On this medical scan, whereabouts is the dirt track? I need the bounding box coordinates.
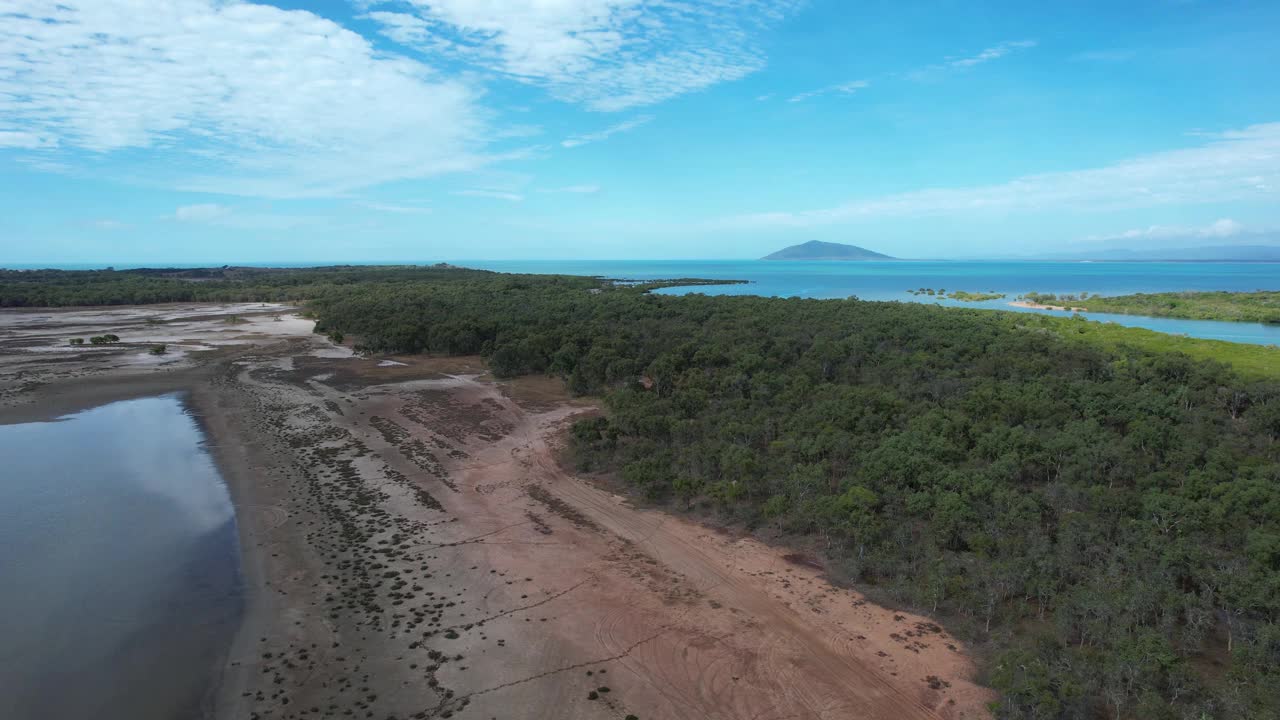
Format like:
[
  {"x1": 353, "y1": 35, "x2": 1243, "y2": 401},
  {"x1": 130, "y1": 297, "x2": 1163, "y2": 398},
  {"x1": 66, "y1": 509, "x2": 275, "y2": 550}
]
[{"x1": 0, "y1": 304, "x2": 993, "y2": 720}]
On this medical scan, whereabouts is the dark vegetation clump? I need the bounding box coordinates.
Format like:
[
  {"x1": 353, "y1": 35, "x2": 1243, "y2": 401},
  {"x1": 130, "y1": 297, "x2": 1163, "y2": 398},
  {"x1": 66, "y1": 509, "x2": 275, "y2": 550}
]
[{"x1": 8, "y1": 265, "x2": 1280, "y2": 719}]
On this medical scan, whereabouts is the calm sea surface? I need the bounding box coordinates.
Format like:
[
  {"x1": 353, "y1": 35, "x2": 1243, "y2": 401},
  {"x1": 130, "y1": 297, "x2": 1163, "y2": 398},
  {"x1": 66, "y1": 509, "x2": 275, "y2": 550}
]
[
  {"x1": 461, "y1": 260, "x2": 1280, "y2": 346},
  {"x1": 0, "y1": 395, "x2": 241, "y2": 720}
]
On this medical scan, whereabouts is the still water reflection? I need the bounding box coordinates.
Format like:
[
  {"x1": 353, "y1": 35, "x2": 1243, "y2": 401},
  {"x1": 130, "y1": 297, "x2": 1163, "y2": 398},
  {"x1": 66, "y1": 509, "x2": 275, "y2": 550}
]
[{"x1": 0, "y1": 394, "x2": 242, "y2": 720}]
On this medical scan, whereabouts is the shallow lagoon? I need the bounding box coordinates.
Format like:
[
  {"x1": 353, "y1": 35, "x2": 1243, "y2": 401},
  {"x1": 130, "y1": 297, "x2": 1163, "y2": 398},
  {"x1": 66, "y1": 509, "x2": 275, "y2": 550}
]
[{"x1": 0, "y1": 394, "x2": 241, "y2": 720}]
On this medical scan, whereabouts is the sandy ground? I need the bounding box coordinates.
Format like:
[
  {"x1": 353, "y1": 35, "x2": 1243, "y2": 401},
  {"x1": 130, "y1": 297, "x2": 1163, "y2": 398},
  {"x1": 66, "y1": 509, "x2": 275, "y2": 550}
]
[
  {"x1": 0, "y1": 304, "x2": 994, "y2": 720},
  {"x1": 0, "y1": 302, "x2": 310, "y2": 421},
  {"x1": 1008, "y1": 300, "x2": 1086, "y2": 312}
]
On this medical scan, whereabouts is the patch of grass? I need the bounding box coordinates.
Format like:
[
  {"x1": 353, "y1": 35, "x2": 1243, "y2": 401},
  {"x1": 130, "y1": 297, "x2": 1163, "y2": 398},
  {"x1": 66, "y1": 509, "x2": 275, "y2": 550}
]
[
  {"x1": 1017, "y1": 313, "x2": 1280, "y2": 380},
  {"x1": 1030, "y1": 290, "x2": 1280, "y2": 324}
]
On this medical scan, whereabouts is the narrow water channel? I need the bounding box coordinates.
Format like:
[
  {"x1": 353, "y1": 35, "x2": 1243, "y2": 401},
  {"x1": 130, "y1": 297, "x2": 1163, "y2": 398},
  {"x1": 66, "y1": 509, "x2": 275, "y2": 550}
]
[{"x1": 0, "y1": 394, "x2": 242, "y2": 720}]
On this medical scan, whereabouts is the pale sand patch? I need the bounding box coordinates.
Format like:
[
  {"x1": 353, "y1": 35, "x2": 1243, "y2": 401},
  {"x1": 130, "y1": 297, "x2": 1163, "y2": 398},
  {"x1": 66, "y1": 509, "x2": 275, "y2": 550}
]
[{"x1": 1008, "y1": 300, "x2": 1087, "y2": 312}]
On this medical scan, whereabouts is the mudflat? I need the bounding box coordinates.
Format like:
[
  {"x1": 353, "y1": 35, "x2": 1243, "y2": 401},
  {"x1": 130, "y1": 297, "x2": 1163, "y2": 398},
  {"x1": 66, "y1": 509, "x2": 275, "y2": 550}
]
[{"x1": 0, "y1": 304, "x2": 993, "y2": 720}]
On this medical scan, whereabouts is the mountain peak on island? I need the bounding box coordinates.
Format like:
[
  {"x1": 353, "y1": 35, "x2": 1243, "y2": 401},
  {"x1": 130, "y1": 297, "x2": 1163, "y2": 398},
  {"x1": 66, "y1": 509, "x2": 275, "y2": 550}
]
[{"x1": 762, "y1": 240, "x2": 896, "y2": 261}]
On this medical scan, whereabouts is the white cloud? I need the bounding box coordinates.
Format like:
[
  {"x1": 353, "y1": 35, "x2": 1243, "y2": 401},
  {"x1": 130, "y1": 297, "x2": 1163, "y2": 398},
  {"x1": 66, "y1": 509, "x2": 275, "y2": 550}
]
[
  {"x1": 562, "y1": 115, "x2": 653, "y2": 148},
  {"x1": 782, "y1": 40, "x2": 1029, "y2": 104},
  {"x1": 452, "y1": 189, "x2": 525, "y2": 202},
  {"x1": 364, "y1": 0, "x2": 799, "y2": 111},
  {"x1": 1088, "y1": 218, "x2": 1248, "y2": 243},
  {"x1": 364, "y1": 11, "x2": 433, "y2": 45},
  {"x1": 946, "y1": 40, "x2": 1037, "y2": 68},
  {"x1": 787, "y1": 79, "x2": 869, "y2": 103},
  {"x1": 89, "y1": 219, "x2": 130, "y2": 230},
  {"x1": 1193, "y1": 218, "x2": 1246, "y2": 237},
  {"x1": 0, "y1": 130, "x2": 54, "y2": 149},
  {"x1": 722, "y1": 123, "x2": 1280, "y2": 228},
  {"x1": 173, "y1": 203, "x2": 232, "y2": 222},
  {"x1": 168, "y1": 203, "x2": 323, "y2": 230},
  {"x1": 0, "y1": 0, "x2": 491, "y2": 197},
  {"x1": 907, "y1": 40, "x2": 1038, "y2": 80},
  {"x1": 13, "y1": 156, "x2": 73, "y2": 175}
]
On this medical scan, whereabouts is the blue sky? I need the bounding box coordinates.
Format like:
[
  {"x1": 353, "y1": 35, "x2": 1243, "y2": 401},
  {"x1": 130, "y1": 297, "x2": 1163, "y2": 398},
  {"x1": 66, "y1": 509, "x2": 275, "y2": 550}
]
[{"x1": 1, "y1": 0, "x2": 1278, "y2": 264}]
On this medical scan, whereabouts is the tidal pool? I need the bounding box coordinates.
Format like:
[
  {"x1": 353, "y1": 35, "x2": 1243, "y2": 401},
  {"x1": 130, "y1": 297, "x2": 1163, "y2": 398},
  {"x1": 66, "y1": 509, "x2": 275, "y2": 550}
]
[{"x1": 0, "y1": 394, "x2": 242, "y2": 720}]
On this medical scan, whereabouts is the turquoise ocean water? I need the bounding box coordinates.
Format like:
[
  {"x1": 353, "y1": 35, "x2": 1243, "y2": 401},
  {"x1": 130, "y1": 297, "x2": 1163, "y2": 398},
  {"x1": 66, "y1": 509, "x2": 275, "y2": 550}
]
[{"x1": 461, "y1": 260, "x2": 1280, "y2": 347}]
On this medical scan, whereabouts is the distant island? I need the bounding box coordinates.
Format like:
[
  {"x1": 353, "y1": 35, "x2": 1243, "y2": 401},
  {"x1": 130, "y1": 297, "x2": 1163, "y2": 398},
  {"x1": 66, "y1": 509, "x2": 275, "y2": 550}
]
[{"x1": 762, "y1": 240, "x2": 895, "y2": 261}]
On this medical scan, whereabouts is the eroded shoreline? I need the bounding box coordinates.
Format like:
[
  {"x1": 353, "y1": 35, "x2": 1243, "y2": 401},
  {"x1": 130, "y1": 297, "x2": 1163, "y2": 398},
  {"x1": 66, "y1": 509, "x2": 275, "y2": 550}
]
[{"x1": 1, "y1": 304, "x2": 993, "y2": 720}]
